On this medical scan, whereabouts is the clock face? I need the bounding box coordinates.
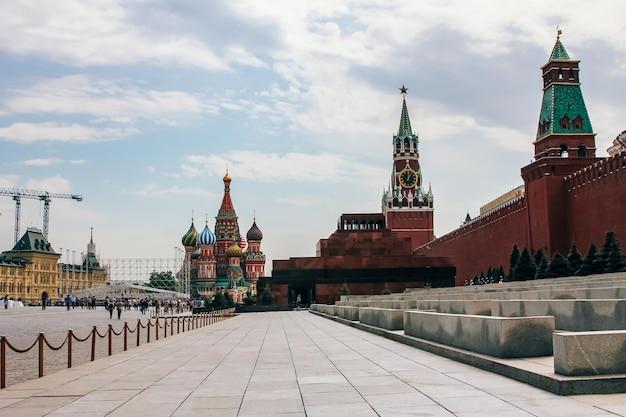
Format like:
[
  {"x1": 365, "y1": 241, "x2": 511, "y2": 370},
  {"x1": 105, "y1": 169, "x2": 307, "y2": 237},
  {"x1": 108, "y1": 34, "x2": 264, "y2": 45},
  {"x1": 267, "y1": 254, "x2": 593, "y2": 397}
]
[{"x1": 399, "y1": 169, "x2": 418, "y2": 188}]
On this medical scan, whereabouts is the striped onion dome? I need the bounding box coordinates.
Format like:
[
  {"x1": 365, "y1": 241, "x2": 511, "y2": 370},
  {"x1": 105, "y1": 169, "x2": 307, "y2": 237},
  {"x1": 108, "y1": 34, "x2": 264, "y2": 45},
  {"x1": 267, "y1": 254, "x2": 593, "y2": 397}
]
[
  {"x1": 198, "y1": 223, "x2": 216, "y2": 245},
  {"x1": 246, "y1": 219, "x2": 263, "y2": 241},
  {"x1": 181, "y1": 219, "x2": 198, "y2": 247},
  {"x1": 226, "y1": 239, "x2": 243, "y2": 257}
]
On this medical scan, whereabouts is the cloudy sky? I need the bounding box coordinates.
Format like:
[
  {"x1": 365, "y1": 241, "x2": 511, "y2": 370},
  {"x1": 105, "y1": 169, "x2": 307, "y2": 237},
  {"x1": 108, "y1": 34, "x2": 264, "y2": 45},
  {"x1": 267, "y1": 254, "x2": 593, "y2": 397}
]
[{"x1": 1, "y1": 0, "x2": 625, "y2": 273}]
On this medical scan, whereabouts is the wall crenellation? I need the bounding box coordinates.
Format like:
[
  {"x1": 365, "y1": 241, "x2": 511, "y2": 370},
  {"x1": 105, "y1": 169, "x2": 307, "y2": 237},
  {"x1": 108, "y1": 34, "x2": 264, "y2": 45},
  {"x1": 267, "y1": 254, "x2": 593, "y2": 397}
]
[{"x1": 565, "y1": 151, "x2": 626, "y2": 192}]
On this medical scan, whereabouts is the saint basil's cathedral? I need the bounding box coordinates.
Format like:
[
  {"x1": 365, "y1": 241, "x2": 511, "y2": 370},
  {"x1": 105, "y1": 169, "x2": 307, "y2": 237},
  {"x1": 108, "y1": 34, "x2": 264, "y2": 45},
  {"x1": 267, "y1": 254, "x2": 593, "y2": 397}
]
[{"x1": 181, "y1": 171, "x2": 266, "y2": 301}]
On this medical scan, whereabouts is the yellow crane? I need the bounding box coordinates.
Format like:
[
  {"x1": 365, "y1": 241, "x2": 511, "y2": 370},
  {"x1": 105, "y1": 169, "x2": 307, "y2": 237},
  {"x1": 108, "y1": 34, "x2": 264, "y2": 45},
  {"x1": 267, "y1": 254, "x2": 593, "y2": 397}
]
[{"x1": 0, "y1": 188, "x2": 83, "y2": 244}]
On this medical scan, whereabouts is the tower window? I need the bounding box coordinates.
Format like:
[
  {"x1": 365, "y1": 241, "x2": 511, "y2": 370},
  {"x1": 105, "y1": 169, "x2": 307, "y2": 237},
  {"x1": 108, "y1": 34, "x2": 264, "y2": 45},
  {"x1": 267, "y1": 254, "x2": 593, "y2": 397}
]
[
  {"x1": 560, "y1": 116, "x2": 570, "y2": 130},
  {"x1": 558, "y1": 69, "x2": 563, "y2": 80},
  {"x1": 573, "y1": 116, "x2": 584, "y2": 130},
  {"x1": 560, "y1": 144, "x2": 568, "y2": 158},
  {"x1": 569, "y1": 68, "x2": 574, "y2": 79},
  {"x1": 578, "y1": 145, "x2": 587, "y2": 157}
]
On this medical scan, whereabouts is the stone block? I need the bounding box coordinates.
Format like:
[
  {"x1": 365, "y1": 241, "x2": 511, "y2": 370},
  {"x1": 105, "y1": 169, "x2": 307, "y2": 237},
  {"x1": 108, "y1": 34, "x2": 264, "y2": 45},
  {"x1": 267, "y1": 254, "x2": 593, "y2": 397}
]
[
  {"x1": 404, "y1": 310, "x2": 554, "y2": 358},
  {"x1": 554, "y1": 331, "x2": 626, "y2": 376},
  {"x1": 359, "y1": 307, "x2": 404, "y2": 330},
  {"x1": 337, "y1": 306, "x2": 359, "y2": 321}
]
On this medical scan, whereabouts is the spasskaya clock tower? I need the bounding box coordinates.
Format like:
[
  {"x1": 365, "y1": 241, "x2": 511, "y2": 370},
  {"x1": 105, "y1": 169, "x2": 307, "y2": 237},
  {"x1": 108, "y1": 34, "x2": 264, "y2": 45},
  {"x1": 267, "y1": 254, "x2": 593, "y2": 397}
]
[{"x1": 382, "y1": 86, "x2": 435, "y2": 249}]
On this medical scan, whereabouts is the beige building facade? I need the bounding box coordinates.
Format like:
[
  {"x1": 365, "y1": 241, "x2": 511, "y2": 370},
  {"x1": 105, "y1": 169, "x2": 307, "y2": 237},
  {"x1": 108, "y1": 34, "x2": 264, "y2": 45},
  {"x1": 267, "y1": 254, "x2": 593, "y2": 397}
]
[{"x1": 0, "y1": 228, "x2": 107, "y2": 305}]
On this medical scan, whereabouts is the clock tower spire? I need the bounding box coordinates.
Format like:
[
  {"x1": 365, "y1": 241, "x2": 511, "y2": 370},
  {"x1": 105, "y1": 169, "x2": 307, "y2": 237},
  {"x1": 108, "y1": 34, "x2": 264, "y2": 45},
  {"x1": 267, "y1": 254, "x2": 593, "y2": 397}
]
[{"x1": 382, "y1": 86, "x2": 434, "y2": 249}]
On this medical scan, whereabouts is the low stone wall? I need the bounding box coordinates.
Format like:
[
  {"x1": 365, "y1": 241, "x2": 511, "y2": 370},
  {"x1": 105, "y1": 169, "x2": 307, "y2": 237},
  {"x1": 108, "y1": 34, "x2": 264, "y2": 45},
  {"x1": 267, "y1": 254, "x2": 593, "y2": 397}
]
[
  {"x1": 493, "y1": 299, "x2": 626, "y2": 331},
  {"x1": 313, "y1": 304, "x2": 338, "y2": 316},
  {"x1": 404, "y1": 310, "x2": 555, "y2": 358},
  {"x1": 337, "y1": 306, "x2": 359, "y2": 321},
  {"x1": 554, "y1": 330, "x2": 626, "y2": 376},
  {"x1": 414, "y1": 299, "x2": 492, "y2": 316},
  {"x1": 359, "y1": 307, "x2": 404, "y2": 331}
]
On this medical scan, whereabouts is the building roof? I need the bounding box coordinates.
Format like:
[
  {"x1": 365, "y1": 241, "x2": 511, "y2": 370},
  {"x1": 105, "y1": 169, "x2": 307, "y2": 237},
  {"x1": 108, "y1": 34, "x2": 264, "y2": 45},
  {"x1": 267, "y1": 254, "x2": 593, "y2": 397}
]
[
  {"x1": 10, "y1": 228, "x2": 56, "y2": 254},
  {"x1": 549, "y1": 35, "x2": 571, "y2": 60},
  {"x1": 181, "y1": 219, "x2": 198, "y2": 247},
  {"x1": 536, "y1": 36, "x2": 593, "y2": 141}
]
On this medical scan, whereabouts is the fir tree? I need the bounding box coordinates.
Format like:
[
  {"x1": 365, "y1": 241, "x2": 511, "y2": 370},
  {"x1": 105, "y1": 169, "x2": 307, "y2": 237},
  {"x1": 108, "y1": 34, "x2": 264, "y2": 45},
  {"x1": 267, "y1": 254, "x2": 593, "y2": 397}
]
[
  {"x1": 576, "y1": 243, "x2": 599, "y2": 276},
  {"x1": 546, "y1": 252, "x2": 573, "y2": 278},
  {"x1": 224, "y1": 290, "x2": 235, "y2": 308},
  {"x1": 513, "y1": 247, "x2": 536, "y2": 281},
  {"x1": 211, "y1": 290, "x2": 227, "y2": 310},
  {"x1": 535, "y1": 252, "x2": 548, "y2": 279},
  {"x1": 508, "y1": 244, "x2": 520, "y2": 281},
  {"x1": 605, "y1": 240, "x2": 625, "y2": 273},
  {"x1": 339, "y1": 281, "x2": 350, "y2": 296},
  {"x1": 567, "y1": 244, "x2": 583, "y2": 273},
  {"x1": 260, "y1": 284, "x2": 274, "y2": 305},
  {"x1": 597, "y1": 231, "x2": 617, "y2": 272},
  {"x1": 497, "y1": 266, "x2": 505, "y2": 282},
  {"x1": 533, "y1": 248, "x2": 544, "y2": 268}
]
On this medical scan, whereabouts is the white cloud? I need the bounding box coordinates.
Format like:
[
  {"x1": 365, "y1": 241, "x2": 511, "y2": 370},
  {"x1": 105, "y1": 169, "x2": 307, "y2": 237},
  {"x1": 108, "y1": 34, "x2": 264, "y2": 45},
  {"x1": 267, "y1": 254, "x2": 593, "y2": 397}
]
[
  {"x1": 21, "y1": 158, "x2": 62, "y2": 166},
  {"x1": 183, "y1": 151, "x2": 388, "y2": 185},
  {"x1": 0, "y1": 1, "x2": 235, "y2": 70},
  {"x1": 0, "y1": 122, "x2": 139, "y2": 143},
  {"x1": 24, "y1": 175, "x2": 72, "y2": 193},
  {"x1": 2, "y1": 75, "x2": 206, "y2": 121},
  {"x1": 124, "y1": 184, "x2": 212, "y2": 198}
]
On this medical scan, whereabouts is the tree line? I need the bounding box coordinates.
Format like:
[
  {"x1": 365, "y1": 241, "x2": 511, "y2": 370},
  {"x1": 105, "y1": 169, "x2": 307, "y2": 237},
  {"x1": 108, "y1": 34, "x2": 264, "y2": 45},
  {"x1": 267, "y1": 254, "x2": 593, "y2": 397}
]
[{"x1": 469, "y1": 231, "x2": 624, "y2": 285}]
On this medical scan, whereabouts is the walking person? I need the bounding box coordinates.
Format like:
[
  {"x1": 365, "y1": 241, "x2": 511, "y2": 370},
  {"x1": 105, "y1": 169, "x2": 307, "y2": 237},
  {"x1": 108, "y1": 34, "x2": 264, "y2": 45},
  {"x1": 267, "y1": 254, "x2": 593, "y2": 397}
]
[
  {"x1": 65, "y1": 294, "x2": 71, "y2": 311},
  {"x1": 296, "y1": 293, "x2": 302, "y2": 311},
  {"x1": 3, "y1": 294, "x2": 8, "y2": 309},
  {"x1": 116, "y1": 299, "x2": 123, "y2": 320},
  {"x1": 41, "y1": 293, "x2": 46, "y2": 310},
  {"x1": 107, "y1": 300, "x2": 114, "y2": 319}
]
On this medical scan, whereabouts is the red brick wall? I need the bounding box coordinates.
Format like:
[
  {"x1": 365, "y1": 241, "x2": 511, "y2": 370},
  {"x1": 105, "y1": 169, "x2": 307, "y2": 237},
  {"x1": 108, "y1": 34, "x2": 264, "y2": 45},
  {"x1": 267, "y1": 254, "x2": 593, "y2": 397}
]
[{"x1": 415, "y1": 153, "x2": 626, "y2": 286}]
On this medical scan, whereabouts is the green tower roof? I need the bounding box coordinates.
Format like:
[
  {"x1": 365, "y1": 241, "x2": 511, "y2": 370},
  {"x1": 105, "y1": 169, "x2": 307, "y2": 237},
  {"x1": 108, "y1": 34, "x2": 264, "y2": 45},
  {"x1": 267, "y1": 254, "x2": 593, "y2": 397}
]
[
  {"x1": 398, "y1": 96, "x2": 413, "y2": 137},
  {"x1": 550, "y1": 35, "x2": 570, "y2": 60},
  {"x1": 536, "y1": 35, "x2": 593, "y2": 141}
]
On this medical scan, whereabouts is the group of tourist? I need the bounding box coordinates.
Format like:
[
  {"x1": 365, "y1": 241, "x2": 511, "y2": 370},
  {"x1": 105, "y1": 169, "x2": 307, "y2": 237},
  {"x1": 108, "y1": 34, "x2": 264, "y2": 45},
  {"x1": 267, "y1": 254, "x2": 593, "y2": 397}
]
[{"x1": 63, "y1": 295, "x2": 98, "y2": 310}]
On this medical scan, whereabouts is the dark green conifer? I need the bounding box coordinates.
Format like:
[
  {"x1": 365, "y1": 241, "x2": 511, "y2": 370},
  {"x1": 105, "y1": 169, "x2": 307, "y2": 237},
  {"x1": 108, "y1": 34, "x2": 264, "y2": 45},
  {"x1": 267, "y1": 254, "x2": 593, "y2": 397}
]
[
  {"x1": 567, "y1": 244, "x2": 583, "y2": 273},
  {"x1": 260, "y1": 284, "x2": 274, "y2": 305},
  {"x1": 605, "y1": 241, "x2": 625, "y2": 273},
  {"x1": 508, "y1": 244, "x2": 520, "y2": 281},
  {"x1": 535, "y1": 252, "x2": 548, "y2": 279},
  {"x1": 497, "y1": 266, "x2": 505, "y2": 282},
  {"x1": 546, "y1": 252, "x2": 573, "y2": 278},
  {"x1": 513, "y1": 247, "x2": 536, "y2": 281},
  {"x1": 597, "y1": 231, "x2": 617, "y2": 272},
  {"x1": 534, "y1": 248, "x2": 544, "y2": 268},
  {"x1": 576, "y1": 243, "x2": 598, "y2": 276}
]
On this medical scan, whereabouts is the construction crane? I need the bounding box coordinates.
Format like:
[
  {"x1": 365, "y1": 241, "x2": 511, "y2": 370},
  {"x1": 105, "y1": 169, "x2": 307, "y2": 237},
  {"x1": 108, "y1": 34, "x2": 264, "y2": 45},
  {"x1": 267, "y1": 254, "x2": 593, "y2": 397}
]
[{"x1": 0, "y1": 188, "x2": 83, "y2": 244}]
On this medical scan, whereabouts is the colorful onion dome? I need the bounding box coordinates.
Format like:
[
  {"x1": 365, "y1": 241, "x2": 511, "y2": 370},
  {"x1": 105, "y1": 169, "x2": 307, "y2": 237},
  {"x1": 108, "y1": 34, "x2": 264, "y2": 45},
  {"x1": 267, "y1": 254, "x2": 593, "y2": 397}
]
[
  {"x1": 226, "y1": 239, "x2": 243, "y2": 257},
  {"x1": 181, "y1": 219, "x2": 198, "y2": 247},
  {"x1": 191, "y1": 246, "x2": 200, "y2": 260},
  {"x1": 246, "y1": 219, "x2": 263, "y2": 241},
  {"x1": 198, "y1": 223, "x2": 216, "y2": 245}
]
